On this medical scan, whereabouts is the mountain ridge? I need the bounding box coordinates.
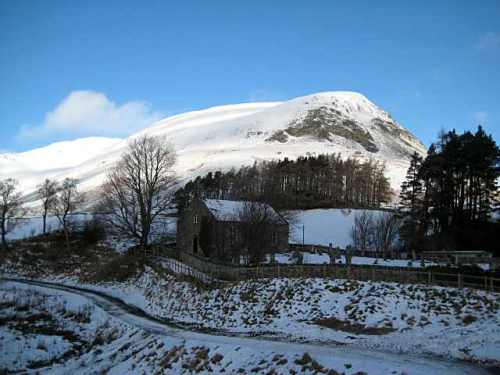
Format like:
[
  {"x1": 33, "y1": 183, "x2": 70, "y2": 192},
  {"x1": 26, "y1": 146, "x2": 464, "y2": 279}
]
[{"x1": 0, "y1": 91, "x2": 427, "y2": 204}]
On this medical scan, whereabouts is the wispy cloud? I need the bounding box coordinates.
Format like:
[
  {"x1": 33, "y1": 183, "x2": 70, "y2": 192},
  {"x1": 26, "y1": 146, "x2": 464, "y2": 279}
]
[
  {"x1": 477, "y1": 32, "x2": 500, "y2": 51},
  {"x1": 18, "y1": 91, "x2": 163, "y2": 141}
]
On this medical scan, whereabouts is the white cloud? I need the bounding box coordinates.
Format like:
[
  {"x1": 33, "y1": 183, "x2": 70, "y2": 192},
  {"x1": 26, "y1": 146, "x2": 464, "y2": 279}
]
[
  {"x1": 19, "y1": 91, "x2": 163, "y2": 140},
  {"x1": 477, "y1": 32, "x2": 500, "y2": 50},
  {"x1": 472, "y1": 111, "x2": 488, "y2": 125}
]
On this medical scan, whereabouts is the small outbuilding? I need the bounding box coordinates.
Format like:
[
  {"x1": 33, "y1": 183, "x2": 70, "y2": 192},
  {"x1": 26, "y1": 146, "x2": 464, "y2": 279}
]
[{"x1": 176, "y1": 198, "x2": 289, "y2": 264}]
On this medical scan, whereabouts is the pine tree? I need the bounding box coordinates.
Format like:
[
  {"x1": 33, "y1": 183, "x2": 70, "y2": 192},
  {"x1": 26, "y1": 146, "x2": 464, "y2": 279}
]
[
  {"x1": 410, "y1": 127, "x2": 499, "y2": 251},
  {"x1": 398, "y1": 152, "x2": 424, "y2": 252}
]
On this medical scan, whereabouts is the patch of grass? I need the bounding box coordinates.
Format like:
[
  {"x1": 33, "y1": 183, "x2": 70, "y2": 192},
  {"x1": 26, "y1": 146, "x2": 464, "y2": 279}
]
[
  {"x1": 294, "y1": 352, "x2": 312, "y2": 366},
  {"x1": 118, "y1": 343, "x2": 132, "y2": 352},
  {"x1": 211, "y1": 353, "x2": 223, "y2": 365},
  {"x1": 325, "y1": 285, "x2": 343, "y2": 293},
  {"x1": 160, "y1": 345, "x2": 185, "y2": 369},
  {"x1": 65, "y1": 305, "x2": 92, "y2": 324},
  {"x1": 36, "y1": 341, "x2": 47, "y2": 351},
  {"x1": 462, "y1": 314, "x2": 477, "y2": 326},
  {"x1": 78, "y1": 218, "x2": 106, "y2": 246},
  {"x1": 94, "y1": 253, "x2": 145, "y2": 282},
  {"x1": 314, "y1": 317, "x2": 396, "y2": 335},
  {"x1": 265, "y1": 130, "x2": 288, "y2": 143}
]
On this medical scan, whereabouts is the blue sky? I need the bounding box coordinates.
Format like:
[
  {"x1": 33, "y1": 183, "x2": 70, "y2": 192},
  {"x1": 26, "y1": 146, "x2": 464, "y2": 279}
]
[{"x1": 1, "y1": 0, "x2": 499, "y2": 152}]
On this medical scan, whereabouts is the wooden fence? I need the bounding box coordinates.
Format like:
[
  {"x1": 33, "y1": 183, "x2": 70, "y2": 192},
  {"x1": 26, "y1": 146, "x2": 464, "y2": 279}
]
[
  {"x1": 154, "y1": 256, "x2": 217, "y2": 283},
  {"x1": 156, "y1": 248, "x2": 500, "y2": 292}
]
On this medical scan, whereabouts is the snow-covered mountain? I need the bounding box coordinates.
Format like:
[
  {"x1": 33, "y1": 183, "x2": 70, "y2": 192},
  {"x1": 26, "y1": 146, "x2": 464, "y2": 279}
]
[
  {"x1": 0, "y1": 92, "x2": 426, "y2": 204},
  {"x1": 0, "y1": 137, "x2": 122, "y2": 191}
]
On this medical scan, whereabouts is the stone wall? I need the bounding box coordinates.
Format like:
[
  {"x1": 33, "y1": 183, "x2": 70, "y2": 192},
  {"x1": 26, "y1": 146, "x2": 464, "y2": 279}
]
[
  {"x1": 176, "y1": 199, "x2": 211, "y2": 257},
  {"x1": 177, "y1": 198, "x2": 290, "y2": 264}
]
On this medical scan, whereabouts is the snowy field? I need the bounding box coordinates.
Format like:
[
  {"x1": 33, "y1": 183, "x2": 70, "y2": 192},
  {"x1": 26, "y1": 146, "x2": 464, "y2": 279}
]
[
  {"x1": 3, "y1": 263, "x2": 499, "y2": 371},
  {"x1": 0, "y1": 281, "x2": 133, "y2": 373},
  {"x1": 270, "y1": 251, "x2": 437, "y2": 268},
  {"x1": 5, "y1": 214, "x2": 91, "y2": 241},
  {"x1": 290, "y1": 208, "x2": 385, "y2": 247},
  {"x1": 2, "y1": 279, "x2": 489, "y2": 374},
  {"x1": 6, "y1": 214, "x2": 177, "y2": 249}
]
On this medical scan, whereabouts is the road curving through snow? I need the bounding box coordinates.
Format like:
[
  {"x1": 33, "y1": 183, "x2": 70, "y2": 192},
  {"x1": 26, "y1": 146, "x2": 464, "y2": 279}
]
[{"x1": 2, "y1": 277, "x2": 496, "y2": 375}]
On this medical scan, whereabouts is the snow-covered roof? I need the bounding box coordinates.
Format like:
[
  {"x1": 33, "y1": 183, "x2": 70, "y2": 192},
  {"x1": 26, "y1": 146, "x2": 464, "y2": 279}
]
[{"x1": 203, "y1": 199, "x2": 286, "y2": 223}]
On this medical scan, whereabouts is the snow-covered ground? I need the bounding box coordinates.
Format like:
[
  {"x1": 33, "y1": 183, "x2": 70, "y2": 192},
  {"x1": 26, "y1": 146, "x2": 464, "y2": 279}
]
[
  {"x1": 5, "y1": 213, "x2": 91, "y2": 241},
  {"x1": 3, "y1": 262, "x2": 499, "y2": 370},
  {"x1": 270, "y1": 251, "x2": 437, "y2": 268},
  {"x1": 0, "y1": 278, "x2": 493, "y2": 375},
  {"x1": 1, "y1": 92, "x2": 426, "y2": 201},
  {"x1": 290, "y1": 208, "x2": 386, "y2": 247},
  {"x1": 6, "y1": 214, "x2": 177, "y2": 252},
  {"x1": 0, "y1": 281, "x2": 133, "y2": 372}
]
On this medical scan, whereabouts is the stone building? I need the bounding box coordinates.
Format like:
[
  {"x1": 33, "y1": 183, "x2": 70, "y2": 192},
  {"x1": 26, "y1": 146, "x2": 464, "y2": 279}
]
[{"x1": 176, "y1": 198, "x2": 289, "y2": 264}]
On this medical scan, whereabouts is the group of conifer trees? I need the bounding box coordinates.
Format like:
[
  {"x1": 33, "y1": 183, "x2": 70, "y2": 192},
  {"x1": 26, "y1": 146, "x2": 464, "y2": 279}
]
[
  {"x1": 175, "y1": 154, "x2": 391, "y2": 211},
  {"x1": 399, "y1": 126, "x2": 499, "y2": 254}
]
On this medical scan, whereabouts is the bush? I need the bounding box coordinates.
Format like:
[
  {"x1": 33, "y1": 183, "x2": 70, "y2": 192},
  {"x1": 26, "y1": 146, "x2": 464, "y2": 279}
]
[
  {"x1": 30, "y1": 242, "x2": 46, "y2": 254},
  {"x1": 79, "y1": 218, "x2": 105, "y2": 246},
  {"x1": 94, "y1": 254, "x2": 144, "y2": 282},
  {"x1": 462, "y1": 314, "x2": 477, "y2": 325}
]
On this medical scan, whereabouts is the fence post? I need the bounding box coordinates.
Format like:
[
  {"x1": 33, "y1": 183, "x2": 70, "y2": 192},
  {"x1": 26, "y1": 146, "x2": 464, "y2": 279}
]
[{"x1": 457, "y1": 273, "x2": 462, "y2": 289}]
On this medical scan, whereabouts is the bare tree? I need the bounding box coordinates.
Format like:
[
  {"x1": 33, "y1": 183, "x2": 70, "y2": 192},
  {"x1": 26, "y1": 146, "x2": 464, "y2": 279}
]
[
  {"x1": 0, "y1": 179, "x2": 25, "y2": 250},
  {"x1": 372, "y1": 212, "x2": 400, "y2": 257},
  {"x1": 52, "y1": 178, "x2": 83, "y2": 249},
  {"x1": 350, "y1": 210, "x2": 374, "y2": 254},
  {"x1": 37, "y1": 178, "x2": 59, "y2": 235},
  {"x1": 100, "y1": 135, "x2": 177, "y2": 252},
  {"x1": 238, "y1": 202, "x2": 283, "y2": 264}
]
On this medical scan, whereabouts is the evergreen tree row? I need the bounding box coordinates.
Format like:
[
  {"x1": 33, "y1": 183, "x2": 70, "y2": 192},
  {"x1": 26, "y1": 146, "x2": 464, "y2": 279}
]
[
  {"x1": 176, "y1": 154, "x2": 391, "y2": 211},
  {"x1": 399, "y1": 126, "x2": 499, "y2": 254}
]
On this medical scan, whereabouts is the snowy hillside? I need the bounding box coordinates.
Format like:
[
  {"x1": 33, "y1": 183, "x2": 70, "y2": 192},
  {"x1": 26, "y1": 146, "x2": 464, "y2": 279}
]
[
  {"x1": 290, "y1": 208, "x2": 386, "y2": 247},
  {"x1": 0, "y1": 137, "x2": 122, "y2": 192},
  {"x1": 1, "y1": 92, "x2": 427, "y2": 203},
  {"x1": 3, "y1": 278, "x2": 493, "y2": 374}
]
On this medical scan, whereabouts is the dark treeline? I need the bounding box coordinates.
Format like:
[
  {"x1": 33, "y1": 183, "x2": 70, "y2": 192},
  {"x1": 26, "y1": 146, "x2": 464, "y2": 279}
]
[
  {"x1": 399, "y1": 126, "x2": 499, "y2": 255},
  {"x1": 176, "y1": 154, "x2": 391, "y2": 211}
]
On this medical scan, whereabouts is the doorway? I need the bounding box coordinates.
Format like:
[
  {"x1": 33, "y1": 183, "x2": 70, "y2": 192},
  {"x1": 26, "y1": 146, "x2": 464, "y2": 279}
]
[{"x1": 192, "y1": 236, "x2": 198, "y2": 254}]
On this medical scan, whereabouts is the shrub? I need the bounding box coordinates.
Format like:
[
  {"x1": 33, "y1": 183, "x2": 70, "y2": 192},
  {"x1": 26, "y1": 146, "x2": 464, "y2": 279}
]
[
  {"x1": 295, "y1": 353, "x2": 312, "y2": 366},
  {"x1": 94, "y1": 254, "x2": 144, "y2": 282},
  {"x1": 79, "y1": 218, "x2": 106, "y2": 246},
  {"x1": 462, "y1": 314, "x2": 477, "y2": 325},
  {"x1": 211, "y1": 353, "x2": 223, "y2": 365}
]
